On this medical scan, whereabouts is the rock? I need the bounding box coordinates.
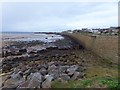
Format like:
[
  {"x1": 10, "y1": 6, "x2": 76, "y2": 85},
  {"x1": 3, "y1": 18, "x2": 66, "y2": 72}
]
[
  {"x1": 48, "y1": 64, "x2": 57, "y2": 71},
  {"x1": 42, "y1": 74, "x2": 53, "y2": 88},
  {"x1": 23, "y1": 69, "x2": 31, "y2": 80},
  {"x1": 27, "y1": 72, "x2": 42, "y2": 88},
  {"x1": 17, "y1": 79, "x2": 30, "y2": 88},
  {"x1": 77, "y1": 73, "x2": 86, "y2": 79},
  {"x1": 13, "y1": 67, "x2": 21, "y2": 74},
  {"x1": 48, "y1": 61, "x2": 54, "y2": 66},
  {"x1": 37, "y1": 49, "x2": 47, "y2": 53},
  {"x1": 59, "y1": 66, "x2": 69, "y2": 73},
  {"x1": 3, "y1": 75, "x2": 25, "y2": 88},
  {"x1": 19, "y1": 48, "x2": 27, "y2": 54},
  {"x1": 46, "y1": 46, "x2": 58, "y2": 50},
  {"x1": 19, "y1": 63, "x2": 27, "y2": 72},
  {"x1": 11, "y1": 71, "x2": 23, "y2": 80},
  {"x1": 39, "y1": 68, "x2": 47, "y2": 76},
  {"x1": 76, "y1": 66, "x2": 86, "y2": 72},
  {"x1": 71, "y1": 72, "x2": 80, "y2": 80},
  {"x1": 2, "y1": 64, "x2": 12, "y2": 73},
  {"x1": 67, "y1": 65, "x2": 78, "y2": 75},
  {"x1": 48, "y1": 70, "x2": 59, "y2": 79},
  {"x1": 39, "y1": 64, "x2": 48, "y2": 70},
  {"x1": 3, "y1": 79, "x2": 25, "y2": 88},
  {"x1": 59, "y1": 74, "x2": 70, "y2": 81}
]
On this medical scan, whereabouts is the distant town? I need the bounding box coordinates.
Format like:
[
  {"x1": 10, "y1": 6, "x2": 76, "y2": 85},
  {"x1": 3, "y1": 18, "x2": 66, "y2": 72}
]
[
  {"x1": 34, "y1": 27, "x2": 120, "y2": 36},
  {"x1": 62, "y1": 26, "x2": 120, "y2": 35}
]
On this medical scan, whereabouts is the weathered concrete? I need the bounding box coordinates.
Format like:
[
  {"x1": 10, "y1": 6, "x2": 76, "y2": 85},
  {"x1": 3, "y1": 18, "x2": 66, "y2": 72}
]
[{"x1": 62, "y1": 33, "x2": 118, "y2": 63}]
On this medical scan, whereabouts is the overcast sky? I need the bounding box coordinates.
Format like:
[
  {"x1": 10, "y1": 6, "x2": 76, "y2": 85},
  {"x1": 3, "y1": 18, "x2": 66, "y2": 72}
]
[{"x1": 2, "y1": 2, "x2": 118, "y2": 32}]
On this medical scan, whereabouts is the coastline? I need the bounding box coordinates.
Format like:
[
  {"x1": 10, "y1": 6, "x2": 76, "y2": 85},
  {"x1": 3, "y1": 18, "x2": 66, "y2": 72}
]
[{"x1": 1, "y1": 32, "x2": 118, "y2": 89}]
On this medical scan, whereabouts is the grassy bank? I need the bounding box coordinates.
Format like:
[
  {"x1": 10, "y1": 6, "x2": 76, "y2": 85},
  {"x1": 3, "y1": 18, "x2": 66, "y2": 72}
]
[
  {"x1": 51, "y1": 49, "x2": 118, "y2": 88},
  {"x1": 51, "y1": 77, "x2": 119, "y2": 88}
]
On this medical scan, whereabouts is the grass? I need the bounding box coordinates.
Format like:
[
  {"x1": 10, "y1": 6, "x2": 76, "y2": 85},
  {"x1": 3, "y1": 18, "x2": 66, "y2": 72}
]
[
  {"x1": 51, "y1": 63, "x2": 119, "y2": 88},
  {"x1": 51, "y1": 77, "x2": 119, "y2": 88}
]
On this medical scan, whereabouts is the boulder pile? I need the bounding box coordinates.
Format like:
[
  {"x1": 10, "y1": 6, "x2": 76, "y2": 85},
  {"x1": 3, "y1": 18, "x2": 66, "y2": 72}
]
[{"x1": 2, "y1": 61, "x2": 86, "y2": 89}]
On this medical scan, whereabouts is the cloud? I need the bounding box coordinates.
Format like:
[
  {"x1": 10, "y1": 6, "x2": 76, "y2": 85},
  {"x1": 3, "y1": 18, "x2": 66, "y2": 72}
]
[{"x1": 2, "y1": 2, "x2": 118, "y2": 32}]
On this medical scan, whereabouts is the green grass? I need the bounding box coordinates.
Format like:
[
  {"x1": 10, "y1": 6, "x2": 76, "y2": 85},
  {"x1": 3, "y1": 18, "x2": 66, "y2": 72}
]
[{"x1": 51, "y1": 77, "x2": 119, "y2": 88}]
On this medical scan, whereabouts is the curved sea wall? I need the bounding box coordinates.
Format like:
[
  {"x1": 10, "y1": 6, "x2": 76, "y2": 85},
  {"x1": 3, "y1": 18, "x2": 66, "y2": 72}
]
[{"x1": 62, "y1": 33, "x2": 118, "y2": 63}]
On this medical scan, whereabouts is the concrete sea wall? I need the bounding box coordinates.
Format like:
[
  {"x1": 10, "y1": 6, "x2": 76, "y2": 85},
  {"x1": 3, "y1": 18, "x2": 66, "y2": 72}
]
[{"x1": 62, "y1": 33, "x2": 118, "y2": 63}]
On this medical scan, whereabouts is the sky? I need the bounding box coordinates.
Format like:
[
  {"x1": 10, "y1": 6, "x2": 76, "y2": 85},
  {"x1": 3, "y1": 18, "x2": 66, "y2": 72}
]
[{"x1": 1, "y1": 1, "x2": 118, "y2": 32}]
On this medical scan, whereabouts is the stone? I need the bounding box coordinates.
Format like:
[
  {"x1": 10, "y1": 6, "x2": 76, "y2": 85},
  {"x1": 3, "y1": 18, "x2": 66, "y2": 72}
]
[
  {"x1": 27, "y1": 72, "x2": 42, "y2": 88},
  {"x1": 48, "y1": 70, "x2": 59, "y2": 79},
  {"x1": 19, "y1": 48, "x2": 27, "y2": 53},
  {"x1": 3, "y1": 76, "x2": 25, "y2": 88},
  {"x1": 67, "y1": 65, "x2": 78, "y2": 74},
  {"x1": 13, "y1": 67, "x2": 21, "y2": 74},
  {"x1": 59, "y1": 66, "x2": 69, "y2": 73},
  {"x1": 39, "y1": 68, "x2": 47, "y2": 76},
  {"x1": 71, "y1": 72, "x2": 80, "y2": 80},
  {"x1": 42, "y1": 74, "x2": 53, "y2": 88},
  {"x1": 48, "y1": 61, "x2": 54, "y2": 66},
  {"x1": 60, "y1": 74, "x2": 70, "y2": 81},
  {"x1": 48, "y1": 64, "x2": 57, "y2": 71},
  {"x1": 77, "y1": 73, "x2": 86, "y2": 79},
  {"x1": 11, "y1": 71, "x2": 23, "y2": 80},
  {"x1": 23, "y1": 69, "x2": 31, "y2": 80},
  {"x1": 17, "y1": 79, "x2": 30, "y2": 88}
]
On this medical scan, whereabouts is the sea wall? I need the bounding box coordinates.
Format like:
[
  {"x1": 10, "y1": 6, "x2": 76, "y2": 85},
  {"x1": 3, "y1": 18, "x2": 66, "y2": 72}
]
[{"x1": 62, "y1": 33, "x2": 118, "y2": 62}]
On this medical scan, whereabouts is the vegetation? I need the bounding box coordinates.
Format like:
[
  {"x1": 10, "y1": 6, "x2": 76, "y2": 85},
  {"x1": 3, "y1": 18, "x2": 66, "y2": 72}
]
[{"x1": 51, "y1": 77, "x2": 119, "y2": 89}]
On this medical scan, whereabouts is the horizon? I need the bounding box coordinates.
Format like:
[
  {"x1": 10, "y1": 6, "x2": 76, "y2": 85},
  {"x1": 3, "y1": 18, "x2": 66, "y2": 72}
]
[{"x1": 1, "y1": 26, "x2": 118, "y2": 33}]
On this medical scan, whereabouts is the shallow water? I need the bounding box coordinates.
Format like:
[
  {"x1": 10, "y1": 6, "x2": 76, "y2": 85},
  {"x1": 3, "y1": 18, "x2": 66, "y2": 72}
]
[{"x1": 2, "y1": 32, "x2": 64, "y2": 42}]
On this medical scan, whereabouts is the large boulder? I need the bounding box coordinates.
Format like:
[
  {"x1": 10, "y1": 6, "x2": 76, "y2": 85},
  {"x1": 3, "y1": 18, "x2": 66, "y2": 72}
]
[
  {"x1": 59, "y1": 66, "x2": 69, "y2": 73},
  {"x1": 18, "y1": 48, "x2": 27, "y2": 55},
  {"x1": 3, "y1": 78, "x2": 25, "y2": 88},
  {"x1": 11, "y1": 71, "x2": 23, "y2": 80},
  {"x1": 27, "y1": 72, "x2": 42, "y2": 88},
  {"x1": 39, "y1": 68, "x2": 47, "y2": 76},
  {"x1": 59, "y1": 74, "x2": 70, "y2": 81},
  {"x1": 48, "y1": 64, "x2": 57, "y2": 71},
  {"x1": 71, "y1": 72, "x2": 80, "y2": 80},
  {"x1": 48, "y1": 70, "x2": 59, "y2": 79},
  {"x1": 67, "y1": 65, "x2": 78, "y2": 75},
  {"x1": 41, "y1": 74, "x2": 53, "y2": 88},
  {"x1": 3, "y1": 71, "x2": 24, "y2": 88}
]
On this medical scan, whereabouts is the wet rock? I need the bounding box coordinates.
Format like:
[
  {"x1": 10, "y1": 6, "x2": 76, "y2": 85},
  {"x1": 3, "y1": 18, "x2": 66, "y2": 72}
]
[
  {"x1": 37, "y1": 49, "x2": 47, "y2": 53},
  {"x1": 42, "y1": 74, "x2": 53, "y2": 88},
  {"x1": 19, "y1": 48, "x2": 27, "y2": 54},
  {"x1": 3, "y1": 50, "x2": 13, "y2": 57}
]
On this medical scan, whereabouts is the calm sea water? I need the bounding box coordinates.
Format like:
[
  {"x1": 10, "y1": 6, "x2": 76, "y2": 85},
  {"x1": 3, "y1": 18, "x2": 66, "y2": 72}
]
[{"x1": 2, "y1": 32, "x2": 64, "y2": 42}]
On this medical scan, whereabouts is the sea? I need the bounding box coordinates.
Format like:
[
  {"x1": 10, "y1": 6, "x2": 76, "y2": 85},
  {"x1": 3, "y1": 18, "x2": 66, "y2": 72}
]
[{"x1": 1, "y1": 32, "x2": 64, "y2": 42}]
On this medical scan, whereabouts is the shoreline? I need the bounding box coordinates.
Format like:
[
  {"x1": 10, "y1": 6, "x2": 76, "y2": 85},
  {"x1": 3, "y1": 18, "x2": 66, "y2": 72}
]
[{"x1": 1, "y1": 33, "x2": 118, "y2": 89}]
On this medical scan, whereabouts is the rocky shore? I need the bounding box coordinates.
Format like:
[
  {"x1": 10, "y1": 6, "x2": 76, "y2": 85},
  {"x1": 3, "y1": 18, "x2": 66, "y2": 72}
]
[{"x1": 1, "y1": 35, "x2": 87, "y2": 89}]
